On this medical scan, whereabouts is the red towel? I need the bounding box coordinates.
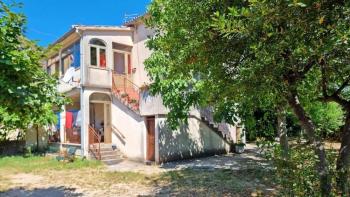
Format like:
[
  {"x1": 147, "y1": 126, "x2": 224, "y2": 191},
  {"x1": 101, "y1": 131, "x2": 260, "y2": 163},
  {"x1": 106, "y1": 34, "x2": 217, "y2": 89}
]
[{"x1": 66, "y1": 112, "x2": 73, "y2": 129}]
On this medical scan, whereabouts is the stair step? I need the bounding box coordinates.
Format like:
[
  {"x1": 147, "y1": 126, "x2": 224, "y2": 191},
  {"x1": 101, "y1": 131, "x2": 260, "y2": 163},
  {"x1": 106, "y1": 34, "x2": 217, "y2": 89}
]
[
  {"x1": 102, "y1": 159, "x2": 123, "y2": 165},
  {"x1": 101, "y1": 155, "x2": 118, "y2": 160}
]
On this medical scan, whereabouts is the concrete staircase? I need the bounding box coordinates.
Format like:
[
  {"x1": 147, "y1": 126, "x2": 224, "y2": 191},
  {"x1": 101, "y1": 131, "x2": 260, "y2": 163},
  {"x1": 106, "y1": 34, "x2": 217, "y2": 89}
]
[
  {"x1": 200, "y1": 108, "x2": 234, "y2": 146},
  {"x1": 90, "y1": 143, "x2": 126, "y2": 165}
]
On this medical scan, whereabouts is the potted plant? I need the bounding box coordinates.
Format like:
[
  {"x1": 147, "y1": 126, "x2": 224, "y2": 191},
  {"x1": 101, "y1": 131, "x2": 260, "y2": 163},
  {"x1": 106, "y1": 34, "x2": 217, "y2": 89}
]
[
  {"x1": 121, "y1": 93, "x2": 128, "y2": 98},
  {"x1": 234, "y1": 142, "x2": 246, "y2": 154}
]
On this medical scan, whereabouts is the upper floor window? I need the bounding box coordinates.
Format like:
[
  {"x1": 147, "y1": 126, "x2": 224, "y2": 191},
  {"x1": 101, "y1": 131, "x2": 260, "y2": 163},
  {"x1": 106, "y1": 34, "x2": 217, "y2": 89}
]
[{"x1": 89, "y1": 39, "x2": 106, "y2": 68}]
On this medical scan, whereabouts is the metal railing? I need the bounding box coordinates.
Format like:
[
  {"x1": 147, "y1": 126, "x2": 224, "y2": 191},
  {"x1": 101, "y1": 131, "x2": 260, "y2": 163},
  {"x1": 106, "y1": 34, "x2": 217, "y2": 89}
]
[
  {"x1": 112, "y1": 74, "x2": 140, "y2": 110},
  {"x1": 88, "y1": 125, "x2": 101, "y2": 160}
]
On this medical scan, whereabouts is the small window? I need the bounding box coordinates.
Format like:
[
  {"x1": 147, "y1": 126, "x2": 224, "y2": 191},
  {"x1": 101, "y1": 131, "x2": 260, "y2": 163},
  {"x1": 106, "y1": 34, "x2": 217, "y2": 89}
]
[
  {"x1": 100, "y1": 48, "x2": 106, "y2": 68},
  {"x1": 90, "y1": 47, "x2": 97, "y2": 66},
  {"x1": 89, "y1": 39, "x2": 107, "y2": 68}
]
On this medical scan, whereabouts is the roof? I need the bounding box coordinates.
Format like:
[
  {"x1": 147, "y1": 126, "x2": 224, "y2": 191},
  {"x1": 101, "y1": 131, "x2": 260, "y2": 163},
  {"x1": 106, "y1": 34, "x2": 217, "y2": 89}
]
[
  {"x1": 51, "y1": 25, "x2": 133, "y2": 46},
  {"x1": 123, "y1": 14, "x2": 149, "y2": 27}
]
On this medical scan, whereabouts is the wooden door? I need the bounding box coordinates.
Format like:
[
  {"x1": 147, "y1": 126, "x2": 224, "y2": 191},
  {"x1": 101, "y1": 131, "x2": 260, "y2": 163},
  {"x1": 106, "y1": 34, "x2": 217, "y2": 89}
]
[{"x1": 146, "y1": 117, "x2": 155, "y2": 161}]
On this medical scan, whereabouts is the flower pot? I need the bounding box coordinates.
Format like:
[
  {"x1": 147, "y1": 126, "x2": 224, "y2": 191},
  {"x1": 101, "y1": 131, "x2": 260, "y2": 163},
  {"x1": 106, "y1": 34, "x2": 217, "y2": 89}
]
[{"x1": 234, "y1": 144, "x2": 245, "y2": 154}]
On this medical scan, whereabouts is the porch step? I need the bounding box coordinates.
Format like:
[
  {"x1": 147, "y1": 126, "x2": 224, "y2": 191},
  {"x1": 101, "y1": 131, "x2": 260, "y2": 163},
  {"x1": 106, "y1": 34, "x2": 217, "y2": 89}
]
[{"x1": 89, "y1": 144, "x2": 126, "y2": 165}]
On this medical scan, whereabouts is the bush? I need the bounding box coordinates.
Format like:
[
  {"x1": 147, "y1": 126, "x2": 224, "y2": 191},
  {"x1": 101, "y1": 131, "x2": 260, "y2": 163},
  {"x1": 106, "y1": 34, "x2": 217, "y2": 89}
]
[{"x1": 260, "y1": 141, "x2": 341, "y2": 196}]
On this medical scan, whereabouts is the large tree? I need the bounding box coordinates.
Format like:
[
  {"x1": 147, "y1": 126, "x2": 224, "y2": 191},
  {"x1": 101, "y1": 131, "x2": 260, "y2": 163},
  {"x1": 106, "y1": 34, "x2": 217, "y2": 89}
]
[
  {"x1": 145, "y1": 0, "x2": 350, "y2": 195},
  {"x1": 0, "y1": 1, "x2": 65, "y2": 135}
]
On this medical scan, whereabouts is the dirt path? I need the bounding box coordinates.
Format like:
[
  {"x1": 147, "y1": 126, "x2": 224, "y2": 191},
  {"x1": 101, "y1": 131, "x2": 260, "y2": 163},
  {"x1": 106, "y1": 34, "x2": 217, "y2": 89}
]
[{"x1": 1, "y1": 144, "x2": 276, "y2": 196}]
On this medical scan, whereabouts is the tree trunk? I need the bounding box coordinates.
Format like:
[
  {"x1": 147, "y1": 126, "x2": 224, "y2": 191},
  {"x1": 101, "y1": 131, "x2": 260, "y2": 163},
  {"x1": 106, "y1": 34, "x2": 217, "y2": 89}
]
[
  {"x1": 287, "y1": 91, "x2": 331, "y2": 196},
  {"x1": 36, "y1": 125, "x2": 39, "y2": 152},
  {"x1": 336, "y1": 112, "x2": 350, "y2": 195},
  {"x1": 277, "y1": 106, "x2": 289, "y2": 160}
]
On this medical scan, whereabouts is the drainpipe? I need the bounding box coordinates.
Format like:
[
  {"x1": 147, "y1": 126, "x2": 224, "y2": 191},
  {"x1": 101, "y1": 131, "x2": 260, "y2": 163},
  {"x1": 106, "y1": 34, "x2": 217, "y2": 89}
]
[{"x1": 75, "y1": 27, "x2": 89, "y2": 157}]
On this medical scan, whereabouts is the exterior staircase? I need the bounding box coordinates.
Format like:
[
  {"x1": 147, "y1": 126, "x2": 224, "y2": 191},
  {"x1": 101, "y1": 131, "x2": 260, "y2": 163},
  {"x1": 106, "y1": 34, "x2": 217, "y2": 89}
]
[
  {"x1": 112, "y1": 74, "x2": 140, "y2": 113},
  {"x1": 200, "y1": 108, "x2": 234, "y2": 146},
  {"x1": 90, "y1": 143, "x2": 126, "y2": 165}
]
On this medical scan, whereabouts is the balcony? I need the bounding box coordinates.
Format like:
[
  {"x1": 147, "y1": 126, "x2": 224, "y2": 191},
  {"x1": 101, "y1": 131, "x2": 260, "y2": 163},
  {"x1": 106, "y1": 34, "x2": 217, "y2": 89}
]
[
  {"x1": 112, "y1": 74, "x2": 140, "y2": 112},
  {"x1": 85, "y1": 66, "x2": 112, "y2": 88},
  {"x1": 58, "y1": 68, "x2": 81, "y2": 93}
]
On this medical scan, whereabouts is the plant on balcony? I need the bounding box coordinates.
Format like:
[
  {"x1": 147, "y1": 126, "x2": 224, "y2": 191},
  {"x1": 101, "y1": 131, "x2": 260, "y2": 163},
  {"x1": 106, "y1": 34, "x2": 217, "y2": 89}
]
[
  {"x1": 121, "y1": 93, "x2": 128, "y2": 98},
  {"x1": 130, "y1": 99, "x2": 138, "y2": 104}
]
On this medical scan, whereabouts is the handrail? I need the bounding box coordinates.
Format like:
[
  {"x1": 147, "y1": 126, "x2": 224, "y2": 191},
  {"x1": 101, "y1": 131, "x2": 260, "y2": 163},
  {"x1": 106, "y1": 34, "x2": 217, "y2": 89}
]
[
  {"x1": 112, "y1": 125, "x2": 126, "y2": 139},
  {"x1": 113, "y1": 73, "x2": 140, "y2": 89},
  {"x1": 112, "y1": 73, "x2": 141, "y2": 111},
  {"x1": 89, "y1": 125, "x2": 101, "y2": 160}
]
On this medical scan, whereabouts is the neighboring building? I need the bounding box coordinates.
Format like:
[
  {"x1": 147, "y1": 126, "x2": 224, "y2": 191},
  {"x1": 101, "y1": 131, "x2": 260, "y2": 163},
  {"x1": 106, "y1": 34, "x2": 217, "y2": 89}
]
[{"x1": 45, "y1": 17, "x2": 244, "y2": 164}]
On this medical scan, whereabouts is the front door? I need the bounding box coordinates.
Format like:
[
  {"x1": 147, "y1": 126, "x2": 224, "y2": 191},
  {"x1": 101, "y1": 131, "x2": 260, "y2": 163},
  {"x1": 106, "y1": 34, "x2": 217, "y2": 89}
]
[
  {"x1": 113, "y1": 51, "x2": 132, "y2": 82},
  {"x1": 146, "y1": 117, "x2": 155, "y2": 161}
]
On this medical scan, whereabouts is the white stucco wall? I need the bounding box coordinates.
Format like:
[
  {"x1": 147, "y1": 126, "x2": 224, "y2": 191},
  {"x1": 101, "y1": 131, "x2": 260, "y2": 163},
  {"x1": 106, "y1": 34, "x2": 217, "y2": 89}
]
[
  {"x1": 81, "y1": 30, "x2": 133, "y2": 87},
  {"x1": 132, "y1": 23, "x2": 155, "y2": 87},
  {"x1": 139, "y1": 91, "x2": 169, "y2": 116},
  {"x1": 156, "y1": 116, "x2": 231, "y2": 163},
  {"x1": 111, "y1": 98, "x2": 146, "y2": 161}
]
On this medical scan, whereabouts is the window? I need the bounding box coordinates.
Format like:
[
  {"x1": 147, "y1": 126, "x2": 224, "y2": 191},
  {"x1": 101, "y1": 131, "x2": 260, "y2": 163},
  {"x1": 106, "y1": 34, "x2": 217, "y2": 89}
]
[
  {"x1": 112, "y1": 42, "x2": 132, "y2": 75},
  {"x1": 89, "y1": 39, "x2": 107, "y2": 68}
]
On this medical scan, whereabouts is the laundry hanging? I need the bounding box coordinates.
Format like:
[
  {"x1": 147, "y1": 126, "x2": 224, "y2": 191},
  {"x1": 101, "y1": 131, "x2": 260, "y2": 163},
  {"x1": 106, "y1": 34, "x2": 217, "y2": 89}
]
[{"x1": 66, "y1": 112, "x2": 73, "y2": 129}]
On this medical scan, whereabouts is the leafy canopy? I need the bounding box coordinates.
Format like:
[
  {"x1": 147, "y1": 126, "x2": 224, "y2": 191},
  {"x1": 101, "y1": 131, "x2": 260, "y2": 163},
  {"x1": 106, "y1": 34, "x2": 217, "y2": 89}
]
[{"x1": 0, "y1": 1, "x2": 66, "y2": 131}]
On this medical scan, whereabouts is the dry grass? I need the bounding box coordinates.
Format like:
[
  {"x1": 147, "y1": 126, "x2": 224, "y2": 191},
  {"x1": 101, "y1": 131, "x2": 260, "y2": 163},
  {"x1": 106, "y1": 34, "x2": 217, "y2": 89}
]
[{"x1": 0, "y1": 155, "x2": 276, "y2": 196}]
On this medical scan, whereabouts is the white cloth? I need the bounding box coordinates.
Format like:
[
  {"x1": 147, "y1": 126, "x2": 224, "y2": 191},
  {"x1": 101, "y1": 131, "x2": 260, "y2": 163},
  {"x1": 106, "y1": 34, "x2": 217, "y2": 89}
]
[
  {"x1": 74, "y1": 110, "x2": 82, "y2": 127},
  {"x1": 62, "y1": 67, "x2": 75, "y2": 83}
]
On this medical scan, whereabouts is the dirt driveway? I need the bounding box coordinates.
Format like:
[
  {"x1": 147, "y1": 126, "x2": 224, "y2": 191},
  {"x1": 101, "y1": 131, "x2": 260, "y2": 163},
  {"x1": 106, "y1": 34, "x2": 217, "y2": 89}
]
[{"x1": 0, "y1": 144, "x2": 276, "y2": 197}]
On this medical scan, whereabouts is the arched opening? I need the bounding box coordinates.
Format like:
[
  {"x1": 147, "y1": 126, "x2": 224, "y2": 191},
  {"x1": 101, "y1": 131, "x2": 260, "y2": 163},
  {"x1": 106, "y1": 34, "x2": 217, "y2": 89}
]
[
  {"x1": 89, "y1": 38, "x2": 107, "y2": 68},
  {"x1": 89, "y1": 93, "x2": 111, "y2": 144}
]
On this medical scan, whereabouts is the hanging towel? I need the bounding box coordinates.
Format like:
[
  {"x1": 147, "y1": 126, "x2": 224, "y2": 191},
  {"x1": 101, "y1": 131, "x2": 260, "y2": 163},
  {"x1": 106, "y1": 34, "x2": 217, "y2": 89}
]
[
  {"x1": 72, "y1": 111, "x2": 79, "y2": 126},
  {"x1": 66, "y1": 112, "x2": 73, "y2": 129},
  {"x1": 75, "y1": 110, "x2": 82, "y2": 127},
  {"x1": 56, "y1": 112, "x2": 60, "y2": 130}
]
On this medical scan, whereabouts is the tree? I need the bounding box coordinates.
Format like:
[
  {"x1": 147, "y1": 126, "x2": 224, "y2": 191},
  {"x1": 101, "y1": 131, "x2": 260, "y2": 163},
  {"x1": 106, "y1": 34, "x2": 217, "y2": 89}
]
[
  {"x1": 0, "y1": 2, "x2": 65, "y2": 135},
  {"x1": 145, "y1": 0, "x2": 350, "y2": 195}
]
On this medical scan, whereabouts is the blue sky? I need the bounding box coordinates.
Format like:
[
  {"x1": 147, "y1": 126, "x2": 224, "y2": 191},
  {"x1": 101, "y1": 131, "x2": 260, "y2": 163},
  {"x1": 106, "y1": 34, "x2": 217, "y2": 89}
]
[{"x1": 14, "y1": 0, "x2": 151, "y2": 46}]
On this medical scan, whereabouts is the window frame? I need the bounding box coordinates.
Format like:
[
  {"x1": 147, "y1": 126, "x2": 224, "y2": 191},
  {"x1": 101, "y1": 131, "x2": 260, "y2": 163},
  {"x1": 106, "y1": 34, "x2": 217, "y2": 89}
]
[{"x1": 89, "y1": 39, "x2": 107, "y2": 68}]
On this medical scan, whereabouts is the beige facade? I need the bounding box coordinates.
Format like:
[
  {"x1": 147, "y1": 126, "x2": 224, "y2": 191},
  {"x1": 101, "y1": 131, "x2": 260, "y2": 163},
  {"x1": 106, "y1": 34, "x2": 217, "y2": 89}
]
[{"x1": 45, "y1": 20, "x2": 242, "y2": 164}]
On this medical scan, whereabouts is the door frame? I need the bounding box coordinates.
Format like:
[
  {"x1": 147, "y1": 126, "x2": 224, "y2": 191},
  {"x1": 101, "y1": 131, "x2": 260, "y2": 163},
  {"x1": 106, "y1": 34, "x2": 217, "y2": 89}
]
[
  {"x1": 145, "y1": 116, "x2": 156, "y2": 162},
  {"x1": 89, "y1": 100, "x2": 111, "y2": 144}
]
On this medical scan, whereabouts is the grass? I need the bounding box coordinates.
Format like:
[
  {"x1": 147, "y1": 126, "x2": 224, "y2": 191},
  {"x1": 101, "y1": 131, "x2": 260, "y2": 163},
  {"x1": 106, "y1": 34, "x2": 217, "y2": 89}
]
[
  {"x1": 0, "y1": 155, "x2": 102, "y2": 173},
  {"x1": 0, "y1": 155, "x2": 276, "y2": 196}
]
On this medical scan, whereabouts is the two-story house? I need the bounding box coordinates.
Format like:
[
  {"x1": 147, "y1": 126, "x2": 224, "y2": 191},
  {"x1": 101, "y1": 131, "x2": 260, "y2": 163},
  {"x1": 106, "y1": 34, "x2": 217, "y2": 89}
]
[{"x1": 45, "y1": 17, "x2": 244, "y2": 164}]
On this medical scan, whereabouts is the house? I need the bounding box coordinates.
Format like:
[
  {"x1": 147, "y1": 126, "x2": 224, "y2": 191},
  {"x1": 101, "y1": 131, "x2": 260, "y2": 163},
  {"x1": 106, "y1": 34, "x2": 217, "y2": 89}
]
[{"x1": 44, "y1": 17, "x2": 245, "y2": 164}]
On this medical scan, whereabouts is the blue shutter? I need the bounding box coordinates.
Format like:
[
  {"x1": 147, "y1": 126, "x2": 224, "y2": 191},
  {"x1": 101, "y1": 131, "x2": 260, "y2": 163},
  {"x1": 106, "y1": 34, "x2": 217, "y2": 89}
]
[{"x1": 73, "y1": 42, "x2": 80, "y2": 68}]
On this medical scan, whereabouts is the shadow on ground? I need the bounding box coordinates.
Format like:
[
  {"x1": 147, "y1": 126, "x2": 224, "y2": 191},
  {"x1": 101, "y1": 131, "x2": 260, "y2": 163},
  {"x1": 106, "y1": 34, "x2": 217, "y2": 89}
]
[
  {"x1": 0, "y1": 186, "x2": 82, "y2": 197},
  {"x1": 151, "y1": 145, "x2": 277, "y2": 196}
]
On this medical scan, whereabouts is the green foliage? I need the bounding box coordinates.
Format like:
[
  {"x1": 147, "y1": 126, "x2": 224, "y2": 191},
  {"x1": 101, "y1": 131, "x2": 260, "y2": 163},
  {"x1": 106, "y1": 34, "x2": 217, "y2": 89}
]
[
  {"x1": 146, "y1": 0, "x2": 350, "y2": 194},
  {"x1": 0, "y1": 2, "x2": 66, "y2": 133},
  {"x1": 307, "y1": 102, "x2": 344, "y2": 138},
  {"x1": 262, "y1": 142, "x2": 341, "y2": 196}
]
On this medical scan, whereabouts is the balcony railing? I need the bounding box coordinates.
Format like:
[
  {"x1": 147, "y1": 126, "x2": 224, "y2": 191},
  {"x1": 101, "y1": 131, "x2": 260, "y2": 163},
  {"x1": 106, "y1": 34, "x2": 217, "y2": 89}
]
[
  {"x1": 112, "y1": 74, "x2": 140, "y2": 111},
  {"x1": 89, "y1": 125, "x2": 101, "y2": 160}
]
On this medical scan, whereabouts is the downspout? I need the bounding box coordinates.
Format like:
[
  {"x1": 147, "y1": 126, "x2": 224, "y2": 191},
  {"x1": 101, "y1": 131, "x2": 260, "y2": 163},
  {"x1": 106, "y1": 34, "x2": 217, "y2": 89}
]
[{"x1": 75, "y1": 27, "x2": 89, "y2": 157}]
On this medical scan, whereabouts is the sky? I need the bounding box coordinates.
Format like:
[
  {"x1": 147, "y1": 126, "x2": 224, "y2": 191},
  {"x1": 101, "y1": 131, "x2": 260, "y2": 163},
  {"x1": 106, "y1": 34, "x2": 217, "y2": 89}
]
[{"x1": 12, "y1": 0, "x2": 151, "y2": 46}]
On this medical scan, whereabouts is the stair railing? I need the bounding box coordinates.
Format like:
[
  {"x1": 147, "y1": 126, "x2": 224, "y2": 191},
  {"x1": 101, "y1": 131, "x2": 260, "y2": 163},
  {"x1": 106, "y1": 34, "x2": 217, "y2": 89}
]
[
  {"x1": 89, "y1": 125, "x2": 101, "y2": 160},
  {"x1": 112, "y1": 73, "x2": 140, "y2": 110}
]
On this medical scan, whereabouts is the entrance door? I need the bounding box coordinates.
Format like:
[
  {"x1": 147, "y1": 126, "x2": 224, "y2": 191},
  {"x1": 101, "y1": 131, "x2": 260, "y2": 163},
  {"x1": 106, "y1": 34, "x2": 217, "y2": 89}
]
[
  {"x1": 113, "y1": 51, "x2": 132, "y2": 82},
  {"x1": 146, "y1": 117, "x2": 155, "y2": 161}
]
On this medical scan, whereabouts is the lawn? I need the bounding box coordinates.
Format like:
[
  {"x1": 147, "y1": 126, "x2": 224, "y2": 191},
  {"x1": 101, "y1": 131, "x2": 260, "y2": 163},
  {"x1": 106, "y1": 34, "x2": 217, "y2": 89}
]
[{"x1": 0, "y1": 155, "x2": 276, "y2": 196}]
